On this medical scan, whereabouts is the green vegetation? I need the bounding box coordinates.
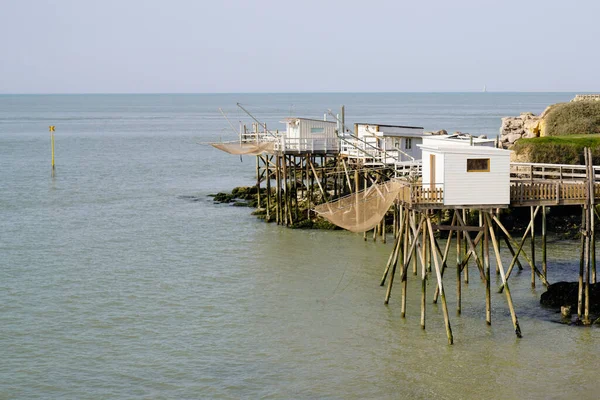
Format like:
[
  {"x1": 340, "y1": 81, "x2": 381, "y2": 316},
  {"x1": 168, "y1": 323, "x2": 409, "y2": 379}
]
[
  {"x1": 512, "y1": 134, "x2": 600, "y2": 164},
  {"x1": 544, "y1": 101, "x2": 600, "y2": 136}
]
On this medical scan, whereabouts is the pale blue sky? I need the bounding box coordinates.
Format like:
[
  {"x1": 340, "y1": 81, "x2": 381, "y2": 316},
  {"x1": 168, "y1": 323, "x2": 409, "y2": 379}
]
[{"x1": 1, "y1": 0, "x2": 599, "y2": 93}]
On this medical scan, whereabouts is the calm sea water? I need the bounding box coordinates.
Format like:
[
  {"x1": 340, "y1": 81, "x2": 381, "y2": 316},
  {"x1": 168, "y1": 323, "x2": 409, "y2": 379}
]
[{"x1": 2, "y1": 93, "x2": 600, "y2": 399}]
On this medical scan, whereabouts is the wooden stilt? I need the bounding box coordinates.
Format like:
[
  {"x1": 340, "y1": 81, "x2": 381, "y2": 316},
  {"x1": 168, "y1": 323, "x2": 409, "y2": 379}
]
[
  {"x1": 590, "y1": 149, "x2": 596, "y2": 284},
  {"x1": 275, "y1": 154, "x2": 281, "y2": 225},
  {"x1": 456, "y1": 211, "x2": 462, "y2": 314},
  {"x1": 421, "y1": 214, "x2": 427, "y2": 330},
  {"x1": 426, "y1": 217, "x2": 454, "y2": 345},
  {"x1": 412, "y1": 210, "x2": 418, "y2": 275},
  {"x1": 484, "y1": 211, "x2": 491, "y2": 325},
  {"x1": 256, "y1": 155, "x2": 261, "y2": 209},
  {"x1": 385, "y1": 216, "x2": 405, "y2": 304},
  {"x1": 530, "y1": 205, "x2": 536, "y2": 288},
  {"x1": 433, "y1": 213, "x2": 456, "y2": 303},
  {"x1": 485, "y1": 213, "x2": 522, "y2": 338},
  {"x1": 382, "y1": 215, "x2": 387, "y2": 244},
  {"x1": 455, "y1": 212, "x2": 487, "y2": 281},
  {"x1": 542, "y1": 205, "x2": 547, "y2": 279},
  {"x1": 502, "y1": 233, "x2": 523, "y2": 271},
  {"x1": 578, "y1": 205, "x2": 585, "y2": 318},
  {"x1": 282, "y1": 155, "x2": 288, "y2": 226},
  {"x1": 463, "y1": 209, "x2": 469, "y2": 283},
  {"x1": 265, "y1": 156, "x2": 271, "y2": 221},
  {"x1": 491, "y1": 211, "x2": 548, "y2": 289},
  {"x1": 401, "y1": 210, "x2": 409, "y2": 318}
]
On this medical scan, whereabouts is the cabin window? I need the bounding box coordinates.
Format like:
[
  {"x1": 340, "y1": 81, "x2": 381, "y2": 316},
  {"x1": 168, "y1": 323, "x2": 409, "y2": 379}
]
[
  {"x1": 405, "y1": 138, "x2": 412, "y2": 149},
  {"x1": 310, "y1": 127, "x2": 325, "y2": 134},
  {"x1": 467, "y1": 158, "x2": 490, "y2": 172}
]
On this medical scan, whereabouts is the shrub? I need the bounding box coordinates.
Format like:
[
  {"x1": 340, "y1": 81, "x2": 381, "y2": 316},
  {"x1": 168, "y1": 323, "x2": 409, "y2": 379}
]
[{"x1": 544, "y1": 101, "x2": 600, "y2": 137}]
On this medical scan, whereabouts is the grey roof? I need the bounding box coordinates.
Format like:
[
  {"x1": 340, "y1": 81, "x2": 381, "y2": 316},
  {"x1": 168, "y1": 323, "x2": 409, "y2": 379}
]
[{"x1": 354, "y1": 123, "x2": 424, "y2": 129}]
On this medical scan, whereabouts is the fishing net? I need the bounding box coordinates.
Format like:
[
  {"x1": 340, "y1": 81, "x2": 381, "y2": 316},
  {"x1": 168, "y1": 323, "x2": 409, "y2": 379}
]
[
  {"x1": 211, "y1": 142, "x2": 275, "y2": 155},
  {"x1": 314, "y1": 180, "x2": 405, "y2": 233}
]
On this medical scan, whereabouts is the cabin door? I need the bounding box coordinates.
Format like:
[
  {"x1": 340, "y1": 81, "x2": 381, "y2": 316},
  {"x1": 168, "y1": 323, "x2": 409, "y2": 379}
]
[{"x1": 429, "y1": 154, "x2": 436, "y2": 191}]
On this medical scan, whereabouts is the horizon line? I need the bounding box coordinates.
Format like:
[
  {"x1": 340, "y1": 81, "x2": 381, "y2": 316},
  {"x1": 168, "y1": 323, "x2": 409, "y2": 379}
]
[{"x1": 0, "y1": 90, "x2": 594, "y2": 96}]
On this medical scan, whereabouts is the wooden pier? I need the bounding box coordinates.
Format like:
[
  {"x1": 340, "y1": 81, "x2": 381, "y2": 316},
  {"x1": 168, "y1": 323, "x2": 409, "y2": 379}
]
[{"x1": 212, "y1": 108, "x2": 599, "y2": 344}]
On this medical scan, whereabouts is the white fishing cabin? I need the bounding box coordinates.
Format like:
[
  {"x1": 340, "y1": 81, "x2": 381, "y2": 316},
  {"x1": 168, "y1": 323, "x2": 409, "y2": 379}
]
[
  {"x1": 419, "y1": 138, "x2": 512, "y2": 206},
  {"x1": 278, "y1": 117, "x2": 339, "y2": 154},
  {"x1": 341, "y1": 123, "x2": 425, "y2": 164}
]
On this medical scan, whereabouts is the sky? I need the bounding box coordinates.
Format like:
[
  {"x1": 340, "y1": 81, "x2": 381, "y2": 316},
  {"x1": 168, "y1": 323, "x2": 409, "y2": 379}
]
[{"x1": 1, "y1": 0, "x2": 599, "y2": 93}]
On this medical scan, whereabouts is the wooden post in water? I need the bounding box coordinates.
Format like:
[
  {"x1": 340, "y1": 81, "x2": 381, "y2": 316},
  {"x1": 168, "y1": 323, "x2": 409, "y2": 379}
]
[
  {"x1": 282, "y1": 155, "x2": 288, "y2": 226},
  {"x1": 530, "y1": 206, "x2": 536, "y2": 287},
  {"x1": 486, "y1": 213, "x2": 522, "y2": 337},
  {"x1": 484, "y1": 210, "x2": 491, "y2": 325},
  {"x1": 385, "y1": 216, "x2": 404, "y2": 304},
  {"x1": 412, "y1": 210, "x2": 418, "y2": 276},
  {"x1": 590, "y1": 151, "x2": 596, "y2": 284},
  {"x1": 463, "y1": 209, "x2": 468, "y2": 283},
  {"x1": 256, "y1": 156, "x2": 261, "y2": 209},
  {"x1": 50, "y1": 126, "x2": 56, "y2": 177},
  {"x1": 578, "y1": 205, "x2": 585, "y2": 318},
  {"x1": 542, "y1": 206, "x2": 547, "y2": 279},
  {"x1": 364, "y1": 171, "x2": 368, "y2": 241},
  {"x1": 426, "y1": 217, "x2": 454, "y2": 345},
  {"x1": 401, "y1": 209, "x2": 409, "y2": 317},
  {"x1": 265, "y1": 156, "x2": 271, "y2": 221},
  {"x1": 421, "y1": 211, "x2": 427, "y2": 330},
  {"x1": 456, "y1": 211, "x2": 462, "y2": 314}
]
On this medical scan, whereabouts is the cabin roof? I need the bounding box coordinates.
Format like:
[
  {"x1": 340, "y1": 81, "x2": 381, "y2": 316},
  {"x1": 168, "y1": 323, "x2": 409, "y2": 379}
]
[
  {"x1": 355, "y1": 123, "x2": 424, "y2": 130},
  {"x1": 424, "y1": 134, "x2": 496, "y2": 144},
  {"x1": 418, "y1": 143, "x2": 511, "y2": 156},
  {"x1": 282, "y1": 117, "x2": 337, "y2": 124}
]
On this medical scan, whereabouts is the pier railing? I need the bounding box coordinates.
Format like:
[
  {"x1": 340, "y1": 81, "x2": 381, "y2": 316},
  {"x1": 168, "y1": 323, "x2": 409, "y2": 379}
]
[
  {"x1": 510, "y1": 162, "x2": 600, "y2": 182},
  {"x1": 394, "y1": 182, "x2": 444, "y2": 206},
  {"x1": 274, "y1": 137, "x2": 339, "y2": 153},
  {"x1": 510, "y1": 181, "x2": 600, "y2": 206}
]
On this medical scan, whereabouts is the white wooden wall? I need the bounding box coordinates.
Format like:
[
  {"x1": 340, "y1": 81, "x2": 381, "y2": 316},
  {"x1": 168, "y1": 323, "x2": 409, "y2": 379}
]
[
  {"x1": 421, "y1": 150, "x2": 445, "y2": 188},
  {"x1": 442, "y1": 152, "x2": 510, "y2": 205}
]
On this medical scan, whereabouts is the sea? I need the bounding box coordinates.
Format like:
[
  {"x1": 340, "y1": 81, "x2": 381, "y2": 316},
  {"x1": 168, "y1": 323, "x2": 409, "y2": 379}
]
[{"x1": 1, "y1": 93, "x2": 600, "y2": 399}]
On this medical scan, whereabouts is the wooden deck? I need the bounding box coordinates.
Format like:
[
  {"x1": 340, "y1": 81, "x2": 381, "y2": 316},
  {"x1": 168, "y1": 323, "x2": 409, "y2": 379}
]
[{"x1": 396, "y1": 162, "x2": 600, "y2": 209}]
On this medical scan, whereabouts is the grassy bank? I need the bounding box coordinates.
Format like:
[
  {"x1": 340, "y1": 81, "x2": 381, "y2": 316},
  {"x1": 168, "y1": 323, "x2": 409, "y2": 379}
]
[{"x1": 512, "y1": 134, "x2": 600, "y2": 164}]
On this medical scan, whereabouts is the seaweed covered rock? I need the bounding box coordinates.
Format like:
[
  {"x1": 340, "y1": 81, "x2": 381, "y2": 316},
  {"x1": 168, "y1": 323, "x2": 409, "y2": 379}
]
[{"x1": 540, "y1": 281, "x2": 600, "y2": 313}]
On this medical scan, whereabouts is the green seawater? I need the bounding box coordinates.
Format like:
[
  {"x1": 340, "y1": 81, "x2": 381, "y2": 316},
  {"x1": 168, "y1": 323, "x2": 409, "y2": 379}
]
[{"x1": 1, "y1": 93, "x2": 599, "y2": 399}]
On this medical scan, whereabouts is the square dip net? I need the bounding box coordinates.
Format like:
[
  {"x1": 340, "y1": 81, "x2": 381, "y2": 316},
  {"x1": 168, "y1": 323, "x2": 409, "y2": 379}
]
[
  {"x1": 211, "y1": 142, "x2": 275, "y2": 155},
  {"x1": 314, "y1": 180, "x2": 404, "y2": 233}
]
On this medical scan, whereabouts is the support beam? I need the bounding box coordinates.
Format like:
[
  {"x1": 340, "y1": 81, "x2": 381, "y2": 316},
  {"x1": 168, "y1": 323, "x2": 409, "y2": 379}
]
[
  {"x1": 426, "y1": 217, "x2": 454, "y2": 345},
  {"x1": 485, "y1": 213, "x2": 522, "y2": 338}
]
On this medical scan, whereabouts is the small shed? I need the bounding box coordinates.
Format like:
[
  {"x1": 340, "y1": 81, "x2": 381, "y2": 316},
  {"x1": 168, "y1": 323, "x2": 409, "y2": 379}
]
[
  {"x1": 418, "y1": 141, "x2": 512, "y2": 206},
  {"x1": 281, "y1": 118, "x2": 338, "y2": 153},
  {"x1": 353, "y1": 123, "x2": 425, "y2": 162}
]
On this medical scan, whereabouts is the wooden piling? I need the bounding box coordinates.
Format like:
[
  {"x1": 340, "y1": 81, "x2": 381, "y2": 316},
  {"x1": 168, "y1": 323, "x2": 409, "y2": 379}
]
[
  {"x1": 421, "y1": 214, "x2": 427, "y2": 329},
  {"x1": 426, "y1": 217, "x2": 454, "y2": 345},
  {"x1": 530, "y1": 205, "x2": 536, "y2": 287},
  {"x1": 484, "y1": 211, "x2": 491, "y2": 325},
  {"x1": 541, "y1": 206, "x2": 547, "y2": 278},
  {"x1": 486, "y1": 213, "x2": 522, "y2": 337},
  {"x1": 456, "y1": 211, "x2": 462, "y2": 314},
  {"x1": 463, "y1": 209, "x2": 469, "y2": 283}
]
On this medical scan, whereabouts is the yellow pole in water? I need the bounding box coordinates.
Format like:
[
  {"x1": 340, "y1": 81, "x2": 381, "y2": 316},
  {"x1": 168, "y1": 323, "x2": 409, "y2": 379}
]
[{"x1": 50, "y1": 125, "x2": 55, "y2": 177}]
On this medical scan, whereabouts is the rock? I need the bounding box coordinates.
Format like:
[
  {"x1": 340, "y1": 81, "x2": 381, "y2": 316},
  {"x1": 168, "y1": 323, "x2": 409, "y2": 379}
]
[
  {"x1": 540, "y1": 281, "x2": 600, "y2": 313},
  {"x1": 507, "y1": 132, "x2": 522, "y2": 144},
  {"x1": 435, "y1": 129, "x2": 447, "y2": 135},
  {"x1": 561, "y1": 305, "x2": 572, "y2": 319}
]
